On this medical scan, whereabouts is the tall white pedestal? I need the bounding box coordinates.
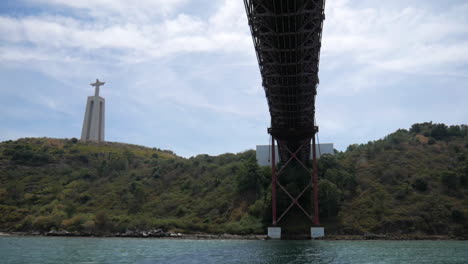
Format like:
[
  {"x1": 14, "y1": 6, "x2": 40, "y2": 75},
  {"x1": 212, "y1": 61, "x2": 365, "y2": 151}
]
[{"x1": 81, "y1": 95, "x2": 105, "y2": 141}]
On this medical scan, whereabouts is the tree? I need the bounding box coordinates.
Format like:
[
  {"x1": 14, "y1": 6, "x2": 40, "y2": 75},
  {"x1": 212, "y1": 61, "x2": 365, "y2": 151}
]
[
  {"x1": 441, "y1": 171, "x2": 458, "y2": 190},
  {"x1": 451, "y1": 209, "x2": 465, "y2": 223},
  {"x1": 448, "y1": 126, "x2": 462, "y2": 137},
  {"x1": 431, "y1": 124, "x2": 449, "y2": 140},
  {"x1": 413, "y1": 177, "x2": 428, "y2": 192},
  {"x1": 94, "y1": 211, "x2": 110, "y2": 232},
  {"x1": 317, "y1": 154, "x2": 339, "y2": 177},
  {"x1": 6, "y1": 183, "x2": 24, "y2": 203},
  {"x1": 236, "y1": 158, "x2": 264, "y2": 197},
  {"x1": 324, "y1": 168, "x2": 355, "y2": 191},
  {"x1": 460, "y1": 165, "x2": 468, "y2": 187},
  {"x1": 318, "y1": 179, "x2": 342, "y2": 218},
  {"x1": 97, "y1": 160, "x2": 109, "y2": 177},
  {"x1": 387, "y1": 129, "x2": 409, "y2": 145},
  {"x1": 410, "y1": 123, "x2": 421, "y2": 134}
]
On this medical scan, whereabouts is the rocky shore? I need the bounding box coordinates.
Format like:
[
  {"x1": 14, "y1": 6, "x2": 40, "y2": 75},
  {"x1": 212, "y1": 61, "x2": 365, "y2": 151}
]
[
  {"x1": 1, "y1": 230, "x2": 464, "y2": 240},
  {"x1": 0, "y1": 230, "x2": 268, "y2": 240},
  {"x1": 326, "y1": 233, "x2": 464, "y2": 240}
]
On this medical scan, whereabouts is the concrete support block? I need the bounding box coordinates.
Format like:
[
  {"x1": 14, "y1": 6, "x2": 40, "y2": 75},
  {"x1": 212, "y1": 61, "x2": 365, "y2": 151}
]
[
  {"x1": 267, "y1": 227, "x2": 281, "y2": 239},
  {"x1": 311, "y1": 227, "x2": 325, "y2": 239}
]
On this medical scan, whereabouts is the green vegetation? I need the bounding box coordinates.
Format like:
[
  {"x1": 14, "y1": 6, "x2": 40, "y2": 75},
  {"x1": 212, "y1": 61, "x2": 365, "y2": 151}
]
[
  {"x1": 0, "y1": 138, "x2": 267, "y2": 234},
  {"x1": 0, "y1": 122, "x2": 467, "y2": 238},
  {"x1": 334, "y1": 122, "x2": 468, "y2": 237}
]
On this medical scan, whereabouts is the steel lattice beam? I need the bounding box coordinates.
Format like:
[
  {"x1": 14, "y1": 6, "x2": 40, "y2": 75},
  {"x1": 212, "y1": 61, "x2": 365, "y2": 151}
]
[
  {"x1": 244, "y1": 0, "x2": 325, "y2": 163},
  {"x1": 245, "y1": 0, "x2": 325, "y2": 230},
  {"x1": 270, "y1": 137, "x2": 320, "y2": 227}
]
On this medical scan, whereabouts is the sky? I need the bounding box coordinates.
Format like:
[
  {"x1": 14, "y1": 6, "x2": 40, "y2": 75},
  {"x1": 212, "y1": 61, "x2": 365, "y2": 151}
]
[{"x1": 0, "y1": 0, "x2": 467, "y2": 158}]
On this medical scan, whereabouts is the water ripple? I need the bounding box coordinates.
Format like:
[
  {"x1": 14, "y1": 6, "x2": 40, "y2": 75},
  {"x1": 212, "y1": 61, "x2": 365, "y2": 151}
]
[{"x1": 0, "y1": 237, "x2": 467, "y2": 264}]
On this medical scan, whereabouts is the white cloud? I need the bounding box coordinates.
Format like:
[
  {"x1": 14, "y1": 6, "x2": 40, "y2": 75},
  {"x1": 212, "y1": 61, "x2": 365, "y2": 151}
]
[
  {"x1": 0, "y1": 0, "x2": 259, "y2": 121},
  {"x1": 29, "y1": 0, "x2": 189, "y2": 18},
  {"x1": 1, "y1": 0, "x2": 467, "y2": 156},
  {"x1": 0, "y1": 0, "x2": 251, "y2": 63},
  {"x1": 322, "y1": 0, "x2": 468, "y2": 79}
]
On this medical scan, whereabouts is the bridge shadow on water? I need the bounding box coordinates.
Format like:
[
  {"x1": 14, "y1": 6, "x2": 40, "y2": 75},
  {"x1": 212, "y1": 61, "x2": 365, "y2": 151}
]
[{"x1": 260, "y1": 240, "x2": 332, "y2": 264}]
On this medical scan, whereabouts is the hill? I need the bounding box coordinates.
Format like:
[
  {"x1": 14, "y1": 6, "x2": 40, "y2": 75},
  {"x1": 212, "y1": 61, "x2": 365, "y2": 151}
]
[
  {"x1": 0, "y1": 122, "x2": 467, "y2": 238},
  {"x1": 330, "y1": 123, "x2": 468, "y2": 237}
]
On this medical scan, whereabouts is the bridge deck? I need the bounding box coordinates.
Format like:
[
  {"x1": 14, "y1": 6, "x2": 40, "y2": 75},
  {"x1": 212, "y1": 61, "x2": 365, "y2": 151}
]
[{"x1": 244, "y1": 0, "x2": 325, "y2": 162}]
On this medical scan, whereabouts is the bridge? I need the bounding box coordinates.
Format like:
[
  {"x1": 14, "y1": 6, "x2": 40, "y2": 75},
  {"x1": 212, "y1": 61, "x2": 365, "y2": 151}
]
[{"x1": 243, "y1": 0, "x2": 326, "y2": 238}]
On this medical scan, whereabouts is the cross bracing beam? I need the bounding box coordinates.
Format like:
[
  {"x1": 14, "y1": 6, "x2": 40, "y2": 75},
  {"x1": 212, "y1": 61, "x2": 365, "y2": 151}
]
[{"x1": 244, "y1": 0, "x2": 325, "y2": 163}]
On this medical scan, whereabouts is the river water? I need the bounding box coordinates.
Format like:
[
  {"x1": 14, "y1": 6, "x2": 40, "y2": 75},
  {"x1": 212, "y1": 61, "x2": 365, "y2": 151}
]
[{"x1": 0, "y1": 236, "x2": 467, "y2": 264}]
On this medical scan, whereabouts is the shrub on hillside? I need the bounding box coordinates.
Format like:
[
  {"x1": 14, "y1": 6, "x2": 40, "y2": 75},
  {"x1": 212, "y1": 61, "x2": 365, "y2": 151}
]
[
  {"x1": 451, "y1": 209, "x2": 465, "y2": 223},
  {"x1": 413, "y1": 177, "x2": 428, "y2": 192},
  {"x1": 318, "y1": 179, "x2": 342, "y2": 218},
  {"x1": 441, "y1": 171, "x2": 459, "y2": 191},
  {"x1": 431, "y1": 124, "x2": 449, "y2": 140},
  {"x1": 61, "y1": 214, "x2": 88, "y2": 231},
  {"x1": 32, "y1": 215, "x2": 62, "y2": 232}
]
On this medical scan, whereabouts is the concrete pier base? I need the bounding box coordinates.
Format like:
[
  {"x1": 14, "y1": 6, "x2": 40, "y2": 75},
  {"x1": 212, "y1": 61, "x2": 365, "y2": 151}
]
[
  {"x1": 311, "y1": 227, "x2": 325, "y2": 239},
  {"x1": 267, "y1": 227, "x2": 281, "y2": 239}
]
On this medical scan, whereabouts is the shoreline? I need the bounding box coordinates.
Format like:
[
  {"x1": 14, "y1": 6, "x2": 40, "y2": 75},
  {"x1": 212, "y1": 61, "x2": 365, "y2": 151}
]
[{"x1": 1, "y1": 231, "x2": 465, "y2": 240}]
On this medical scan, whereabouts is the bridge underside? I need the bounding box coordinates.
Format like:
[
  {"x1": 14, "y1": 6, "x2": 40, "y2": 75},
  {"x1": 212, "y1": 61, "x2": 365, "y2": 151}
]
[
  {"x1": 244, "y1": 0, "x2": 326, "y2": 233},
  {"x1": 244, "y1": 0, "x2": 325, "y2": 163}
]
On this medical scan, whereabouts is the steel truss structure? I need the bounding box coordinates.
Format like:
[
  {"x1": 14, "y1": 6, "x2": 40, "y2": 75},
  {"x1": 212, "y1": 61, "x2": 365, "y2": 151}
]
[
  {"x1": 271, "y1": 136, "x2": 320, "y2": 225},
  {"x1": 244, "y1": 0, "x2": 325, "y2": 228}
]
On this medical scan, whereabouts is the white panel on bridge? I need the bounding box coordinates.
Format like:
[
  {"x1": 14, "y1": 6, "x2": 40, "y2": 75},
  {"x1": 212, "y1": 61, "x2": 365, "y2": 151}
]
[{"x1": 256, "y1": 143, "x2": 334, "y2": 167}]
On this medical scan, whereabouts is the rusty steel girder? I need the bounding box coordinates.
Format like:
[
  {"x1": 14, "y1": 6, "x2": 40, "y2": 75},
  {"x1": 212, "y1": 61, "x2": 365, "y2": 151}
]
[{"x1": 244, "y1": 0, "x2": 325, "y2": 163}]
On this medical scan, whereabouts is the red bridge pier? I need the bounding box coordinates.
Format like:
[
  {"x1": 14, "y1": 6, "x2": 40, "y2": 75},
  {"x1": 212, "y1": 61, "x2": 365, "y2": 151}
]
[{"x1": 268, "y1": 133, "x2": 324, "y2": 239}]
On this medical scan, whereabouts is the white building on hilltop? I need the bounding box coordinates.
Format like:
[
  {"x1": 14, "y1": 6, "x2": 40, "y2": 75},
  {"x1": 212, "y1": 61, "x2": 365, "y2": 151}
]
[{"x1": 81, "y1": 79, "x2": 105, "y2": 142}]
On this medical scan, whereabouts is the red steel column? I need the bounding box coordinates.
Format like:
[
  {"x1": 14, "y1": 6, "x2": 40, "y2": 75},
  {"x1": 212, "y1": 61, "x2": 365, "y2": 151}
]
[
  {"x1": 271, "y1": 137, "x2": 277, "y2": 225},
  {"x1": 312, "y1": 135, "x2": 320, "y2": 225}
]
